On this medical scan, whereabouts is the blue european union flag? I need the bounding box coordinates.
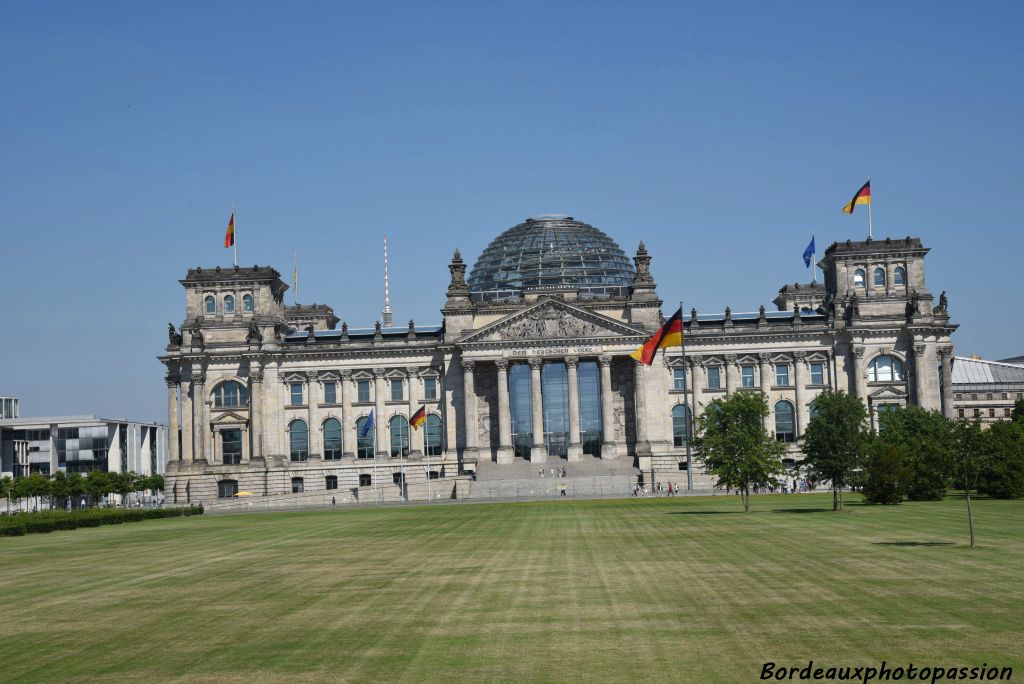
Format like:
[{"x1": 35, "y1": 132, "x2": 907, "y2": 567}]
[
  {"x1": 360, "y1": 409, "x2": 375, "y2": 437},
  {"x1": 802, "y1": 236, "x2": 815, "y2": 268}
]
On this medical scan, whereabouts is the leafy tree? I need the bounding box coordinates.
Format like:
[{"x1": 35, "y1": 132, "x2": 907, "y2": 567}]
[
  {"x1": 800, "y1": 390, "x2": 870, "y2": 511},
  {"x1": 0, "y1": 476, "x2": 12, "y2": 513},
  {"x1": 876, "y1": 406, "x2": 952, "y2": 501},
  {"x1": 949, "y1": 420, "x2": 989, "y2": 547},
  {"x1": 66, "y1": 472, "x2": 88, "y2": 507},
  {"x1": 85, "y1": 470, "x2": 113, "y2": 506},
  {"x1": 15, "y1": 474, "x2": 52, "y2": 510},
  {"x1": 1012, "y1": 399, "x2": 1024, "y2": 424},
  {"x1": 693, "y1": 391, "x2": 787, "y2": 512},
  {"x1": 861, "y1": 440, "x2": 913, "y2": 504},
  {"x1": 146, "y1": 474, "x2": 165, "y2": 493},
  {"x1": 978, "y1": 420, "x2": 1024, "y2": 499},
  {"x1": 51, "y1": 471, "x2": 70, "y2": 509}
]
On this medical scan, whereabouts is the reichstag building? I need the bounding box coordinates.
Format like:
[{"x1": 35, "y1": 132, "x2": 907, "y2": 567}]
[{"x1": 159, "y1": 215, "x2": 957, "y2": 505}]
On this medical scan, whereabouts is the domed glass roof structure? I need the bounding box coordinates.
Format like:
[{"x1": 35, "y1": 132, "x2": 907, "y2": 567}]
[{"x1": 467, "y1": 215, "x2": 636, "y2": 302}]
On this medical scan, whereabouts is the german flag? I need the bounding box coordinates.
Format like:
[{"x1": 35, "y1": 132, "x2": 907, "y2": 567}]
[
  {"x1": 630, "y1": 307, "x2": 683, "y2": 365},
  {"x1": 410, "y1": 405, "x2": 427, "y2": 430},
  {"x1": 224, "y1": 212, "x2": 235, "y2": 248},
  {"x1": 842, "y1": 180, "x2": 871, "y2": 214}
]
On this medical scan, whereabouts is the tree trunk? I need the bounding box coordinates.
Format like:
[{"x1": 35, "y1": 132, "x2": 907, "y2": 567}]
[
  {"x1": 742, "y1": 486, "x2": 750, "y2": 512},
  {"x1": 833, "y1": 488, "x2": 838, "y2": 511},
  {"x1": 839, "y1": 488, "x2": 844, "y2": 511},
  {"x1": 966, "y1": 489, "x2": 975, "y2": 548}
]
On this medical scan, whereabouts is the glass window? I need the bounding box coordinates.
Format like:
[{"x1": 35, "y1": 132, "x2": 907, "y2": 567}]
[
  {"x1": 541, "y1": 362, "x2": 569, "y2": 458},
  {"x1": 808, "y1": 401, "x2": 820, "y2": 419},
  {"x1": 214, "y1": 380, "x2": 248, "y2": 408},
  {"x1": 224, "y1": 295, "x2": 235, "y2": 313},
  {"x1": 323, "y1": 418, "x2": 342, "y2": 460},
  {"x1": 989, "y1": 408, "x2": 996, "y2": 418},
  {"x1": 958, "y1": 408, "x2": 964, "y2": 418},
  {"x1": 289, "y1": 420, "x2": 308, "y2": 462},
  {"x1": 854, "y1": 269, "x2": 865, "y2": 287},
  {"x1": 509, "y1": 363, "x2": 533, "y2": 458},
  {"x1": 217, "y1": 480, "x2": 238, "y2": 498},
  {"x1": 741, "y1": 365, "x2": 755, "y2": 388},
  {"x1": 242, "y1": 294, "x2": 254, "y2": 312},
  {"x1": 389, "y1": 415, "x2": 410, "y2": 457},
  {"x1": 424, "y1": 377, "x2": 438, "y2": 400},
  {"x1": 290, "y1": 383, "x2": 304, "y2": 406},
  {"x1": 221, "y1": 429, "x2": 242, "y2": 465},
  {"x1": 867, "y1": 355, "x2": 906, "y2": 383},
  {"x1": 356, "y1": 417, "x2": 374, "y2": 458},
  {"x1": 424, "y1": 414, "x2": 443, "y2": 456},
  {"x1": 323, "y1": 382, "x2": 337, "y2": 405},
  {"x1": 673, "y1": 368, "x2": 686, "y2": 391},
  {"x1": 291, "y1": 477, "x2": 304, "y2": 493},
  {"x1": 706, "y1": 366, "x2": 722, "y2": 389},
  {"x1": 325, "y1": 475, "x2": 338, "y2": 490},
  {"x1": 392, "y1": 472, "x2": 405, "y2": 485},
  {"x1": 894, "y1": 267, "x2": 906, "y2": 286},
  {"x1": 577, "y1": 361, "x2": 602, "y2": 456},
  {"x1": 205, "y1": 296, "x2": 216, "y2": 314},
  {"x1": 774, "y1": 401, "x2": 796, "y2": 442},
  {"x1": 357, "y1": 380, "x2": 371, "y2": 403},
  {"x1": 810, "y1": 362, "x2": 825, "y2": 385},
  {"x1": 359, "y1": 473, "x2": 372, "y2": 487},
  {"x1": 873, "y1": 268, "x2": 886, "y2": 287},
  {"x1": 390, "y1": 379, "x2": 403, "y2": 401},
  {"x1": 671, "y1": 404, "x2": 692, "y2": 448},
  {"x1": 775, "y1": 364, "x2": 790, "y2": 386}
]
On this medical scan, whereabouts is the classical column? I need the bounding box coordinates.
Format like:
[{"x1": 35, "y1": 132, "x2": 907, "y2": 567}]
[
  {"x1": 912, "y1": 344, "x2": 930, "y2": 410},
  {"x1": 565, "y1": 356, "x2": 583, "y2": 462},
  {"x1": 689, "y1": 357, "x2": 704, "y2": 420},
  {"x1": 939, "y1": 347, "x2": 955, "y2": 418},
  {"x1": 340, "y1": 370, "x2": 354, "y2": 457},
  {"x1": 758, "y1": 352, "x2": 773, "y2": 431},
  {"x1": 793, "y1": 351, "x2": 807, "y2": 436},
  {"x1": 373, "y1": 368, "x2": 388, "y2": 456},
  {"x1": 191, "y1": 370, "x2": 207, "y2": 464},
  {"x1": 165, "y1": 375, "x2": 180, "y2": 462},
  {"x1": 852, "y1": 347, "x2": 868, "y2": 405},
  {"x1": 307, "y1": 371, "x2": 322, "y2": 460},
  {"x1": 180, "y1": 375, "x2": 193, "y2": 463},
  {"x1": 724, "y1": 354, "x2": 738, "y2": 396},
  {"x1": 461, "y1": 359, "x2": 479, "y2": 456},
  {"x1": 249, "y1": 365, "x2": 264, "y2": 461},
  {"x1": 495, "y1": 360, "x2": 514, "y2": 464},
  {"x1": 598, "y1": 355, "x2": 618, "y2": 459},
  {"x1": 633, "y1": 359, "x2": 651, "y2": 455},
  {"x1": 528, "y1": 357, "x2": 548, "y2": 463}
]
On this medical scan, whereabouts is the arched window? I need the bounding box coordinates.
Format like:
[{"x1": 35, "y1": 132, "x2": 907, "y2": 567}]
[
  {"x1": 389, "y1": 415, "x2": 410, "y2": 457},
  {"x1": 217, "y1": 480, "x2": 238, "y2": 498},
  {"x1": 424, "y1": 414, "x2": 443, "y2": 456},
  {"x1": 356, "y1": 417, "x2": 374, "y2": 458},
  {"x1": 289, "y1": 420, "x2": 309, "y2": 462},
  {"x1": 867, "y1": 355, "x2": 906, "y2": 383},
  {"x1": 671, "y1": 404, "x2": 692, "y2": 448},
  {"x1": 873, "y1": 268, "x2": 886, "y2": 287},
  {"x1": 853, "y1": 269, "x2": 865, "y2": 287},
  {"x1": 224, "y1": 294, "x2": 235, "y2": 313},
  {"x1": 808, "y1": 400, "x2": 820, "y2": 420},
  {"x1": 323, "y1": 418, "x2": 342, "y2": 460},
  {"x1": 359, "y1": 473, "x2": 372, "y2": 487},
  {"x1": 205, "y1": 296, "x2": 216, "y2": 314},
  {"x1": 213, "y1": 380, "x2": 248, "y2": 408},
  {"x1": 894, "y1": 267, "x2": 906, "y2": 286},
  {"x1": 242, "y1": 294, "x2": 254, "y2": 312},
  {"x1": 774, "y1": 401, "x2": 796, "y2": 443}
]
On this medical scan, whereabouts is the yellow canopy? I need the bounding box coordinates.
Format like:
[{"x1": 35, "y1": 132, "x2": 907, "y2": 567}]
[{"x1": 234, "y1": 491, "x2": 255, "y2": 497}]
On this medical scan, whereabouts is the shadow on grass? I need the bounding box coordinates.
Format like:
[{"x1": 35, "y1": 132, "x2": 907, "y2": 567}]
[
  {"x1": 665, "y1": 511, "x2": 739, "y2": 515},
  {"x1": 770, "y1": 508, "x2": 834, "y2": 514},
  {"x1": 874, "y1": 541, "x2": 955, "y2": 547}
]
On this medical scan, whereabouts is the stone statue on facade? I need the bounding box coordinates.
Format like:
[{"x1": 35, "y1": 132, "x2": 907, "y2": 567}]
[
  {"x1": 935, "y1": 291, "x2": 948, "y2": 315},
  {"x1": 190, "y1": 321, "x2": 204, "y2": 348},
  {"x1": 246, "y1": 318, "x2": 263, "y2": 345},
  {"x1": 305, "y1": 324, "x2": 316, "y2": 343},
  {"x1": 167, "y1": 323, "x2": 182, "y2": 346}
]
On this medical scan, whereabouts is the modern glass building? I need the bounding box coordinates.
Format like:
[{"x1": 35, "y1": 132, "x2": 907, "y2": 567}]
[{"x1": 0, "y1": 397, "x2": 18, "y2": 420}]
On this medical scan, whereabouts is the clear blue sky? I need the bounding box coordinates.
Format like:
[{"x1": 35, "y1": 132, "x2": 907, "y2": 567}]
[{"x1": 2, "y1": 1, "x2": 1021, "y2": 422}]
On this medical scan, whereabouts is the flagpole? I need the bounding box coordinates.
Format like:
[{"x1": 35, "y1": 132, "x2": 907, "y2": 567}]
[
  {"x1": 424, "y1": 410, "x2": 430, "y2": 504},
  {"x1": 232, "y1": 204, "x2": 237, "y2": 267},
  {"x1": 811, "y1": 240, "x2": 817, "y2": 284},
  {"x1": 866, "y1": 175, "x2": 873, "y2": 239},
  {"x1": 680, "y1": 300, "x2": 693, "y2": 491}
]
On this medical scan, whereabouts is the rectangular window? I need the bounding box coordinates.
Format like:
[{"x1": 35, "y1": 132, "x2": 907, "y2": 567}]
[
  {"x1": 974, "y1": 408, "x2": 981, "y2": 417},
  {"x1": 290, "y1": 383, "x2": 303, "y2": 406},
  {"x1": 775, "y1": 364, "x2": 790, "y2": 386},
  {"x1": 1002, "y1": 393, "x2": 1009, "y2": 400},
  {"x1": 291, "y1": 477, "x2": 304, "y2": 494},
  {"x1": 325, "y1": 475, "x2": 338, "y2": 490},
  {"x1": 221, "y1": 429, "x2": 242, "y2": 465},
  {"x1": 357, "y1": 380, "x2": 371, "y2": 403},
  {"x1": 986, "y1": 393, "x2": 993, "y2": 400},
  {"x1": 989, "y1": 408, "x2": 996, "y2": 418},
  {"x1": 1005, "y1": 408, "x2": 1011, "y2": 418},
  {"x1": 323, "y1": 382, "x2": 337, "y2": 405},
  {"x1": 424, "y1": 377, "x2": 438, "y2": 400},
  {"x1": 810, "y1": 362, "x2": 825, "y2": 385},
  {"x1": 706, "y1": 366, "x2": 721, "y2": 389},
  {"x1": 955, "y1": 393, "x2": 962, "y2": 400},
  {"x1": 741, "y1": 365, "x2": 755, "y2": 388},
  {"x1": 390, "y1": 379, "x2": 403, "y2": 401},
  {"x1": 673, "y1": 368, "x2": 686, "y2": 391},
  {"x1": 958, "y1": 408, "x2": 965, "y2": 418}
]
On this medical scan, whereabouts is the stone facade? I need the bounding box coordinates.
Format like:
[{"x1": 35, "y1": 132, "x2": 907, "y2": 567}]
[{"x1": 159, "y1": 220, "x2": 957, "y2": 505}]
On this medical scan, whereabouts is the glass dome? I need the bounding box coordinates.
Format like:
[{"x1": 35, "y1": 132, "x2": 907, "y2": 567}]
[{"x1": 468, "y1": 215, "x2": 636, "y2": 302}]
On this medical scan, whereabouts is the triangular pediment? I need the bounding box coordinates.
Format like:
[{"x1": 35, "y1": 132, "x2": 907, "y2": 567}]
[
  {"x1": 458, "y1": 298, "x2": 646, "y2": 344},
  {"x1": 869, "y1": 385, "x2": 908, "y2": 400},
  {"x1": 210, "y1": 410, "x2": 249, "y2": 425}
]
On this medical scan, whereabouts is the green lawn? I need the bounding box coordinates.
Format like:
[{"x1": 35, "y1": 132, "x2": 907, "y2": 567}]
[{"x1": 0, "y1": 494, "x2": 1021, "y2": 683}]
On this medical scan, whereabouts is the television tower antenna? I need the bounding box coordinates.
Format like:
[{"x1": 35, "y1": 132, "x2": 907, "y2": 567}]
[{"x1": 382, "y1": 234, "x2": 394, "y2": 327}]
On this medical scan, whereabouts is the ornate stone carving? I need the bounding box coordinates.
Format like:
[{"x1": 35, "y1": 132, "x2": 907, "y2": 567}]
[
  {"x1": 793, "y1": 351, "x2": 807, "y2": 362},
  {"x1": 757, "y1": 352, "x2": 771, "y2": 363},
  {"x1": 461, "y1": 359, "x2": 476, "y2": 372},
  {"x1": 938, "y1": 346, "x2": 954, "y2": 359},
  {"x1": 934, "y1": 291, "x2": 948, "y2": 315},
  {"x1": 528, "y1": 357, "x2": 543, "y2": 371},
  {"x1": 339, "y1": 369, "x2": 352, "y2": 380},
  {"x1": 246, "y1": 318, "x2": 263, "y2": 345},
  {"x1": 724, "y1": 353, "x2": 737, "y2": 366},
  {"x1": 447, "y1": 248, "x2": 469, "y2": 297},
  {"x1": 373, "y1": 367, "x2": 385, "y2": 378},
  {"x1": 165, "y1": 371, "x2": 179, "y2": 388},
  {"x1": 249, "y1": 368, "x2": 264, "y2": 383},
  {"x1": 758, "y1": 306, "x2": 767, "y2": 324},
  {"x1": 913, "y1": 344, "x2": 926, "y2": 358},
  {"x1": 340, "y1": 322, "x2": 349, "y2": 340},
  {"x1": 190, "y1": 321, "x2": 204, "y2": 349},
  {"x1": 564, "y1": 356, "x2": 579, "y2": 369},
  {"x1": 407, "y1": 320, "x2": 416, "y2": 339},
  {"x1": 632, "y1": 241, "x2": 654, "y2": 287},
  {"x1": 853, "y1": 347, "x2": 865, "y2": 359},
  {"x1": 484, "y1": 307, "x2": 601, "y2": 341},
  {"x1": 167, "y1": 323, "x2": 182, "y2": 346},
  {"x1": 598, "y1": 354, "x2": 612, "y2": 367},
  {"x1": 477, "y1": 396, "x2": 491, "y2": 445}
]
